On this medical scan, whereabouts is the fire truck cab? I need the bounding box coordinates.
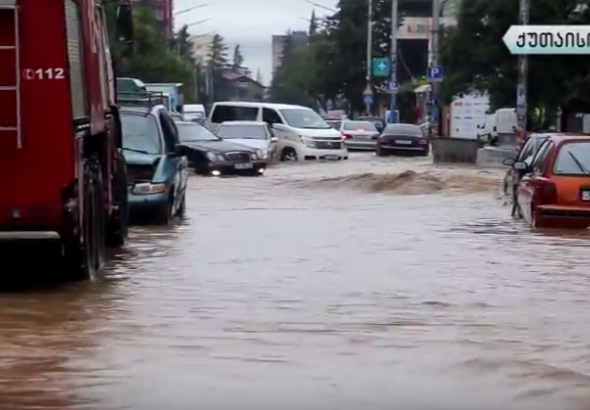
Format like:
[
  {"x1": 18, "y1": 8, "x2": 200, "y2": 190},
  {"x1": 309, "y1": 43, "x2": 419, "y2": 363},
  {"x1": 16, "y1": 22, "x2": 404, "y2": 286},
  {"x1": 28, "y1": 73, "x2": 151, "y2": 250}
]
[{"x1": 0, "y1": 0, "x2": 134, "y2": 279}]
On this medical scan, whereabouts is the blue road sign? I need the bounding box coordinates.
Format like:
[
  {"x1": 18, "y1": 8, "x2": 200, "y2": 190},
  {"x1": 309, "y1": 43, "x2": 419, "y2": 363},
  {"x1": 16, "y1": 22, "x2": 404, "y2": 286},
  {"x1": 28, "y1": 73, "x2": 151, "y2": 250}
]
[
  {"x1": 388, "y1": 81, "x2": 398, "y2": 92},
  {"x1": 372, "y1": 57, "x2": 390, "y2": 77},
  {"x1": 427, "y1": 66, "x2": 444, "y2": 82},
  {"x1": 363, "y1": 93, "x2": 373, "y2": 105}
]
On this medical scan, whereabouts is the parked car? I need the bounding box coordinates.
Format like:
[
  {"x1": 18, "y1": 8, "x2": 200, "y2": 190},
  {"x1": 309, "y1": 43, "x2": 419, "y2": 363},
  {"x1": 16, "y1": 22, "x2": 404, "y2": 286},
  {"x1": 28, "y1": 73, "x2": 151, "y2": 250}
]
[
  {"x1": 175, "y1": 121, "x2": 266, "y2": 176},
  {"x1": 339, "y1": 120, "x2": 380, "y2": 151},
  {"x1": 508, "y1": 134, "x2": 590, "y2": 228},
  {"x1": 121, "y1": 105, "x2": 189, "y2": 225},
  {"x1": 357, "y1": 116, "x2": 386, "y2": 133},
  {"x1": 503, "y1": 133, "x2": 559, "y2": 207},
  {"x1": 325, "y1": 119, "x2": 342, "y2": 130},
  {"x1": 375, "y1": 123, "x2": 429, "y2": 156},
  {"x1": 216, "y1": 121, "x2": 279, "y2": 162}
]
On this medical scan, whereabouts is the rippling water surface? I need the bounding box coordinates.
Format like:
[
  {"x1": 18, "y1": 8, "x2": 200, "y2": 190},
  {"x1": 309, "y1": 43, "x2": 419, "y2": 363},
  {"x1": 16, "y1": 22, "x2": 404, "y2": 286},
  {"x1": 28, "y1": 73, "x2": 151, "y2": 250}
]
[{"x1": 1, "y1": 153, "x2": 590, "y2": 410}]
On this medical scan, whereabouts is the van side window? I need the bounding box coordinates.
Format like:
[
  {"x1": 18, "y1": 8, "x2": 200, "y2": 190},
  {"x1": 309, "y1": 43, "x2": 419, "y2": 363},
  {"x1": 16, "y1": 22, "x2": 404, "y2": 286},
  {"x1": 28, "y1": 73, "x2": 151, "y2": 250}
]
[
  {"x1": 211, "y1": 105, "x2": 258, "y2": 122},
  {"x1": 262, "y1": 108, "x2": 283, "y2": 124}
]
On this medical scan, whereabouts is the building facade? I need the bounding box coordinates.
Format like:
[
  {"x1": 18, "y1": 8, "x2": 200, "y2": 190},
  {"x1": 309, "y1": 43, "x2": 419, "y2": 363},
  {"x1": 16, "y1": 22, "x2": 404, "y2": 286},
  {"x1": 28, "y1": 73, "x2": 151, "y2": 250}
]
[
  {"x1": 130, "y1": 0, "x2": 173, "y2": 40},
  {"x1": 189, "y1": 34, "x2": 214, "y2": 65},
  {"x1": 271, "y1": 31, "x2": 308, "y2": 74}
]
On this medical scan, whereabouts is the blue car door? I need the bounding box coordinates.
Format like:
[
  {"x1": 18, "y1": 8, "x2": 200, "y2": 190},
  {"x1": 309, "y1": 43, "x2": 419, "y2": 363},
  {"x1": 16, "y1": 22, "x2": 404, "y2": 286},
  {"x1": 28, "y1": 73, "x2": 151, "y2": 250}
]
[{"x1": 159, "y1": 110, "x2": 188, "y2": 210}]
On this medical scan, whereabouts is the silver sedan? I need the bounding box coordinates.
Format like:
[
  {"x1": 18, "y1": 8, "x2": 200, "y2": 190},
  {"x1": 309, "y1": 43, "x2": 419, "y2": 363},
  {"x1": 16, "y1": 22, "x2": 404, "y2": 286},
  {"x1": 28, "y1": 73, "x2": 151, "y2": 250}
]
[{"x1": 339, "y1": 120, "x2": 380, "y2": 150}]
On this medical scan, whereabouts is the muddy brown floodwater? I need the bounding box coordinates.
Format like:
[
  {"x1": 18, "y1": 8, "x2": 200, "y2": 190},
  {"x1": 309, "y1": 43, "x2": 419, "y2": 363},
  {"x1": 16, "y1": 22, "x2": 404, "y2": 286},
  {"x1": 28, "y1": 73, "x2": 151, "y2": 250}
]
[{"x1": 1, "y1": 153, "x2": 590, "y2": 410}]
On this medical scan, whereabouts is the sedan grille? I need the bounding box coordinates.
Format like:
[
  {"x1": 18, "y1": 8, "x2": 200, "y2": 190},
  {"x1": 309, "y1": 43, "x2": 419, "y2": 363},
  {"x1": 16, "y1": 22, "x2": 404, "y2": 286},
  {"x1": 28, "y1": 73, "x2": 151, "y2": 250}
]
[
  {"x1": 127, "y1": 164, "x2": 155, "y2": 183},
  {"x1": 225, "y1": 152, "x2": 251, "y2": 162},
  {"x1": 315, "y1": 141, "x2": 342, "y2": 149},
  {"x1": 310, "y1": 136, "x2": 342, "y2": 141}
]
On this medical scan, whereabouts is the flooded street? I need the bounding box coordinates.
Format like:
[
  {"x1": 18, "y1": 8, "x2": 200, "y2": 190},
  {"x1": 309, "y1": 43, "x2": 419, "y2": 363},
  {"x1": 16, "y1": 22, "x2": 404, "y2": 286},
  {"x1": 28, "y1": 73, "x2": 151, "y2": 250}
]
[{"x1": 2, "y1": 153, "x2": 590, "y2": 410}]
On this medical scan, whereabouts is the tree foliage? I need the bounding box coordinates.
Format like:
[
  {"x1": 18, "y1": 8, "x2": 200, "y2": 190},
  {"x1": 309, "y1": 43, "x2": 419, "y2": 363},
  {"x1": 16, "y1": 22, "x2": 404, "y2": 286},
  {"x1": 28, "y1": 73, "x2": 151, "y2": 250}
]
[
  {"x1": 440, "y1": 0, "x2": 590, "y2": 119},
  {"x1": 106, "y1": 5, "x2": 196, "y2": 102},
  {"x1": 268, "y1": 0, "x2": 405, "y2": 112}
]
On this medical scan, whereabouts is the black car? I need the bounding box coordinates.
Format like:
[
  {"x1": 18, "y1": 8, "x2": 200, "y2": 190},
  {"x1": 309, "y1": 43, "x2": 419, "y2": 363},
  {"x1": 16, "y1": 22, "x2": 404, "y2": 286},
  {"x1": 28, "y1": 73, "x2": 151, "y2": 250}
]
[
  {"x1": 376, "y1": 123, "x2": 429, "y2": 156},
  {"x1": 175, "y1": 121, "x2": 267, "y2": 176}
]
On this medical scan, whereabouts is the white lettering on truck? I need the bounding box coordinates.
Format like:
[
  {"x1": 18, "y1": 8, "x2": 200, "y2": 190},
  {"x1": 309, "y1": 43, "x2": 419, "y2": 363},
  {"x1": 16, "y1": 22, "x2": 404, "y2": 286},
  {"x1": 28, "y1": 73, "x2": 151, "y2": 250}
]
[{"x1": 23, "y1": 68, "x2": 65, "y2": 80}]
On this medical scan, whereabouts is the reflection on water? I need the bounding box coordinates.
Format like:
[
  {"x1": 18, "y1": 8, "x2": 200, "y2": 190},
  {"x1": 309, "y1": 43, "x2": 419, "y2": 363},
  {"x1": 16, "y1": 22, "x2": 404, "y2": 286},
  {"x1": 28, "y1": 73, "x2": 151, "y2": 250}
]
[{"x1": 1, "y1": 153, "x2": 590, "y2": 410}]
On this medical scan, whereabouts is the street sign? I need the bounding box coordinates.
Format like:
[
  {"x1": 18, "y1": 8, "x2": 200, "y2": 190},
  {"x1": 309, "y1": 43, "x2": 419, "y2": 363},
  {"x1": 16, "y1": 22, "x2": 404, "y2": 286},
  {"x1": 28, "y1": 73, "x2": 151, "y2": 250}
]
[
  {"x1": 363, "y1": 84, "x2": 373, "y2": 105},
  {"x1": 388, "y1": 81, "x2": 398, "y2": 92},
  {"x1": 427, "y1": 66, "x2": 444, "y2": 82},
  {"x1": 372, "y1": 57, "x2": 390, "y2": 77}
]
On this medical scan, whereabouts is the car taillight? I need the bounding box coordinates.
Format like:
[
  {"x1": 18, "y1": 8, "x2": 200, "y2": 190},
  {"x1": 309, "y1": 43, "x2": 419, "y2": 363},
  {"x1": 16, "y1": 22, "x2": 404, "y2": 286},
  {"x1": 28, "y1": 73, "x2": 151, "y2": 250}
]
[
  {"x1": 341, "y1": 133, "x2": 351, "y2": 139},
  {"x1": 537, "y1": 180, "x2": 557, "y2": 204},
  {"x1": 418, "y1": 138, "x2": 427, "y2": 145}
]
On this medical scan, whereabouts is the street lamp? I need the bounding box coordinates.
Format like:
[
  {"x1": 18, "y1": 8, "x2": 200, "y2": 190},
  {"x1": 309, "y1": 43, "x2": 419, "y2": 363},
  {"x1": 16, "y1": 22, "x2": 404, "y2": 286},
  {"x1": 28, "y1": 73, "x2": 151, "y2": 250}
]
[
  {"x1": 304, "y1": 0, "x2": 336, "y2": 13},
  {"x1": 185, "y1": 18, "x2": 211, "y2": 28},
  {"x1": 174, "y1": 3, "x2": 207, "y2": 15}
]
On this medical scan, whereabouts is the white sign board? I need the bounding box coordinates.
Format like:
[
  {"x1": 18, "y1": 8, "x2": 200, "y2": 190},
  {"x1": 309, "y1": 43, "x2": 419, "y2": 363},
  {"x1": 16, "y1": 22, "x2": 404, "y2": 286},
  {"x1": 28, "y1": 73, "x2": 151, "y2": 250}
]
[{"x1": 449, "y1": 94, "x2": 490, "y2": 139}]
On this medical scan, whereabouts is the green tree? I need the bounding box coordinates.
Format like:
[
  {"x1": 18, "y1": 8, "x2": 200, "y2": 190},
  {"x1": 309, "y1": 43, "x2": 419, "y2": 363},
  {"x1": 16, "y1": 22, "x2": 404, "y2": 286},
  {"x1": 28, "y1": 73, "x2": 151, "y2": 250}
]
[
  {"x1": 174, "y1": 25, "x2": 193, "y2": 61},
  {"x1": 106, "y1": 5, "x2": 196, "y2": 102},
  {"x1": 207, "y1": 33, "x2": 232, "y2": 101},
  {"x1": 269, "y1": 33, "x2": 316, "y2": 106},
  {"x1": 440, "y1": 0, "x2": 588, "y2": 122},
  {"x1": 232, "y1": 44, "x2": 244, "y2": 70}
]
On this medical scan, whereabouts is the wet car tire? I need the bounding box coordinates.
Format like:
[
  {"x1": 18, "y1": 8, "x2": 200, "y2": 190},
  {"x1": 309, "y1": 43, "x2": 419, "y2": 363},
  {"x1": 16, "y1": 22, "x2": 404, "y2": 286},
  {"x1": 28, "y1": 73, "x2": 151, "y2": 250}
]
[
  {"x1": 177, "y1": 195, "x2": 186, "y2": 217},
  {"x1": 280, "y1": 148, "x2": 298, "y2": 161},
  {"x1": 154, "y1": 200, "x2": 172, "y2": 225}
]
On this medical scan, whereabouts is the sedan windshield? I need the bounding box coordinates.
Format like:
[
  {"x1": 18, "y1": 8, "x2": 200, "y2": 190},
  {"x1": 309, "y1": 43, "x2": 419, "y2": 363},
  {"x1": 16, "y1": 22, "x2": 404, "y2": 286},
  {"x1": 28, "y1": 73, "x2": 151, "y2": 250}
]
[
  {"x1": 279, "y1": 108, "x2": 331, "y2": 129},
  {"x1": 554, "y1": 142, "x2": 590, "y2": 175},
  {"x1": 176, "y1": 123, "x2": 220, "y2": 142},
  {"x1": 121, "y1": 114, "x2": 162, "y2": 155},
  {"x1": 218, "y1": 124, "x2": 268, "y2": 139},
  {"x1": 383, "y1": 124, "x2": 423, "y2": 136},
  {"x1": 343, "y1": 121, "x2": 377, "y2": 131}
]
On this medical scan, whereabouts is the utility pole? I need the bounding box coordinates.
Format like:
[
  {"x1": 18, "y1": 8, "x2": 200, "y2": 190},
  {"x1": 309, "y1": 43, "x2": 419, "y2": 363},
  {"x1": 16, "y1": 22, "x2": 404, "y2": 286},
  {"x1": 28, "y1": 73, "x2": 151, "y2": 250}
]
[
  {"x1": 430, "y1": 0, "x2": 441, "y2": 133},
  {"x1": 516, "y1": 0, "x2": 529, "y2": 132},
  {"x1": 391, "y1": 0, "x2": 398, "y2": 116},
  {"x1": 365, "y1": 0, "x2": 373, "y2": 115}
]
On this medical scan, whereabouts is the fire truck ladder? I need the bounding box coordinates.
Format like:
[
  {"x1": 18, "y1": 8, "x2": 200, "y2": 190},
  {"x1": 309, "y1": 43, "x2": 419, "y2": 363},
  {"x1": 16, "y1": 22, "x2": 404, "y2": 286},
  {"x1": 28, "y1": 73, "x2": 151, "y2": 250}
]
[{"x1": 0, "y1": 2, "x2": 21, "y2": 148}]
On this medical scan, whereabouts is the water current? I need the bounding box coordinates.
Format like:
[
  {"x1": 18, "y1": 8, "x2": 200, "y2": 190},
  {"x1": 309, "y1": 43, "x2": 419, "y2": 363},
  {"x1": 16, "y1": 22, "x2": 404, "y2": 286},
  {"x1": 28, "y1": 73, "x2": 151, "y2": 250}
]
[{"x1": 1, "y1": 153, "x2": 590, "y2": 410}]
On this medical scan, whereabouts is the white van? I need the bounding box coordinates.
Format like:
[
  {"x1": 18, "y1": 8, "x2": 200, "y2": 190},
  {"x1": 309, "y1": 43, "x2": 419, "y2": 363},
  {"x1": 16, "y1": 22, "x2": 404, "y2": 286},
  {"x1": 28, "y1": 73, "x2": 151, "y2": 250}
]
[{"x1": 208, "y1": 102, "x2": 348, "y2": 161}]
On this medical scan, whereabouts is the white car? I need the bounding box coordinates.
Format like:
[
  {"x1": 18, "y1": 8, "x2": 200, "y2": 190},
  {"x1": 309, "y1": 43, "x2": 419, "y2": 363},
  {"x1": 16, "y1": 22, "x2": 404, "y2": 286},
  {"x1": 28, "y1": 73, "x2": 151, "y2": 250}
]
[
  {"x1": 207, "y1": 102, "x2": 348, "y2": 161},
  {"x1": 216, "y1": 121, "x2": 278, "y2": 162}
]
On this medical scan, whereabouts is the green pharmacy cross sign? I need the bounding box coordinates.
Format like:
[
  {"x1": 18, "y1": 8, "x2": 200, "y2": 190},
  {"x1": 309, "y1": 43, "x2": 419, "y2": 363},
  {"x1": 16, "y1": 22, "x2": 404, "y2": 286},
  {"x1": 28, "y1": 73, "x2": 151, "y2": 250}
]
[{"x1": 372, "y1": 57, "x2": 390, "y2": 77}]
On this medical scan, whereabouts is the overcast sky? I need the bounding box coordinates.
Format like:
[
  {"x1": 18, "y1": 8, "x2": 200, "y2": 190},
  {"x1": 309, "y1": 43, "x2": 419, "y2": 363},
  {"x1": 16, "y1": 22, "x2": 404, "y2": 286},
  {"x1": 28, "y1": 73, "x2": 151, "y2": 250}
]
[{"x1": 173, "y1": 0, "x2": 338, "y2": 85}]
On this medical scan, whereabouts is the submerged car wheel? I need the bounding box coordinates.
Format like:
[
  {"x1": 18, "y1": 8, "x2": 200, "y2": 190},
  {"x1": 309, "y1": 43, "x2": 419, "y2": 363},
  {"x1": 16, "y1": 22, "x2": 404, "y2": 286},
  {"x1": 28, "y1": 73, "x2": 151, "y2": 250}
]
[{"x1": 280, "y1": 147, "x2": 298, "y2": 161}]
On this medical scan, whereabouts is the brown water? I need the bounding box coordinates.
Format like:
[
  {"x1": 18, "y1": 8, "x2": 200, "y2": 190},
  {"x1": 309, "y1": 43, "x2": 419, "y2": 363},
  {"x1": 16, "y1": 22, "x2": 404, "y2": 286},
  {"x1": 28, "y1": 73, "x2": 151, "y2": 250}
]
[{"x1": 2, "y1": 153, "x2": 590, "y2": 410}]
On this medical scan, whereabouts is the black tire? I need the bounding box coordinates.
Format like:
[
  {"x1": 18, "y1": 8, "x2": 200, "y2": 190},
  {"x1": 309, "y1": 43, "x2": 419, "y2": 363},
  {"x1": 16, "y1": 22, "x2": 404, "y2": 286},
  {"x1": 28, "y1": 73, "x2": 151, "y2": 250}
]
[
  {"x1": 154, "y1": 194, "x2": 173, "y2": 225},
  {"x1": 106, "y1": 152, "x2": 128, "y2": 246},
  {"x1": 376, "y1": 146, "x2": 387, "y2": 156},
  {"x1": 177, "y1": 194, "x2": 186, "y2": 217},
  {"x1": 64, "y1": 158, "x2": 102, "y2": 281},
  {"x1": 280, "y1": 147, "x2": 298, "y2": 161}
]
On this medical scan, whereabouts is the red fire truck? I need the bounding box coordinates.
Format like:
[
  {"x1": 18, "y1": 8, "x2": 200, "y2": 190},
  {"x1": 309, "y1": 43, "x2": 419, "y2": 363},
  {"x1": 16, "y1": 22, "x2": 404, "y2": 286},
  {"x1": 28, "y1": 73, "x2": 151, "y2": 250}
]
[{"x1": 0, "y1": 0, "x2": 134, "y2": 279}]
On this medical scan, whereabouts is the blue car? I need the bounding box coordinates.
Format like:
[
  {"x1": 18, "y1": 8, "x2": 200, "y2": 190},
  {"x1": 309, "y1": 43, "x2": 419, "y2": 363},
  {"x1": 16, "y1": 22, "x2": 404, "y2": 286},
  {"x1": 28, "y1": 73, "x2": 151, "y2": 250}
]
[{"x1": 120, "y1": 105, "x2": 189, "y2": 224}]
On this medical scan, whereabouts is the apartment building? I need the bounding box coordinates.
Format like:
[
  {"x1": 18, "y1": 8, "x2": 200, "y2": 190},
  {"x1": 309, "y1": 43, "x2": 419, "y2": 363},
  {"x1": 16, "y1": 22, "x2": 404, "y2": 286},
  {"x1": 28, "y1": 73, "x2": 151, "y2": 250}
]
[
  {"x1": 189, "y1": 33, "x2": 214, "y2": 65},
  {"x1": 271, "y1": 30, "x2": 308, "y2": 74}
]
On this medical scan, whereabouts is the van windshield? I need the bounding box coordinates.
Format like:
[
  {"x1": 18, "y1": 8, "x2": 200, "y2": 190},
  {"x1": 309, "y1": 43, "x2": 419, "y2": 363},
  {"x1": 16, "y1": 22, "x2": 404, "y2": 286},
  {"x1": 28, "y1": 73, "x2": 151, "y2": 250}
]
[
  {"x1": 121, "y1": 114, "x2": 162, "y2": 155},
  {"x1": 279, "y1": 108, "x2": 331, "y2": 129}
]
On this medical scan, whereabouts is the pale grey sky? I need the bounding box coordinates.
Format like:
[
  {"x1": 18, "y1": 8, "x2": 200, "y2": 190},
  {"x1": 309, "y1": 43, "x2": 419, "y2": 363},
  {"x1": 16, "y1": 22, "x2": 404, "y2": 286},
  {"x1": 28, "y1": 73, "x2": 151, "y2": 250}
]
[{"x1": 173, "y1": 0, "x2": 338, "y2": 85}]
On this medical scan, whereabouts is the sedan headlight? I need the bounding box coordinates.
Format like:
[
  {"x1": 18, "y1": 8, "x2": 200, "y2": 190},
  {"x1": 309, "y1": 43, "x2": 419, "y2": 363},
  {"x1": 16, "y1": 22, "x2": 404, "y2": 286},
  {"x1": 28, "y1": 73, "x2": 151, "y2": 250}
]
[
  {"x1": 206, "y1": 151, "x2": 223, "y2": 161},
  {"x1": 256, "y1": 149, "x2": 265, "y2": 159},
  {"x1": 132, "y1": 183, "x2": 167, "y2": 195}
]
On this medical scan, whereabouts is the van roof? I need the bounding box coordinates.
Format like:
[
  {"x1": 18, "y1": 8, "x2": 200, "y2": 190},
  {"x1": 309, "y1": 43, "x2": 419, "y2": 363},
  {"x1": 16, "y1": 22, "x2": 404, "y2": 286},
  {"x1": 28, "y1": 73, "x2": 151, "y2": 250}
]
[{"x1": 212, "y1": 101, "x2": 309, "y2": 110}]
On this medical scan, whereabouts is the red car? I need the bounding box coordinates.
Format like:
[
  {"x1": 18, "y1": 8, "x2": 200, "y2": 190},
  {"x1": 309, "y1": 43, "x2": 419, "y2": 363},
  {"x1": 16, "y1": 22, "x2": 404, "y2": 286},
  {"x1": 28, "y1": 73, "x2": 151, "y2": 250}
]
[{"x1": 510, "y1": 134, "x2": 590, "y2": 228}]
